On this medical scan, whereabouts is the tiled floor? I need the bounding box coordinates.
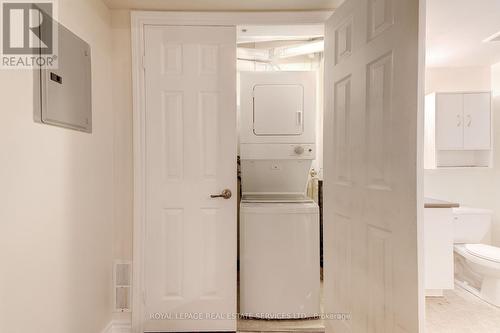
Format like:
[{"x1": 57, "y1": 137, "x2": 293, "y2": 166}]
[
  {"x1": 237, "y1": 284, "x2": 500, "y2": 333},
  {"x1": 237, "y1": 317, "x2": 324, "y2": 333},
  {"x1": 426, "y1": 285, "x2": 500, "y2": 333}
]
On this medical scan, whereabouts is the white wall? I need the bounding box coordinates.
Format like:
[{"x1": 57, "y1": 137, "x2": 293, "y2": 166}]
[
  {"x1": 425, "y1": 66, "x2": 492, "y2": 93},
  {"x1": 0, "y1": 1, "x2": 114, "y2": 332},
  {"x1": 424, "y1": 66, "x2": 500, "y2": 246},
  {"x1": 110, "y1": 9, "x2": 134, "y2": 324},
  {"x1": 489, "y1": 63, "x2": 500, "y2": 247},
  {"x1": 111, "y1": 9, "x2": 133, "y2": 263}
]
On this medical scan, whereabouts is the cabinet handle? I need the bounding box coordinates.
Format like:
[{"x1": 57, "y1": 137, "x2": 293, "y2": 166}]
[
  {"x1": 457, "y1": 114, "x2": 461, "y2": 127},
  {"x1": 466, "y1": 114, "x2": 472, "y2": 127}
]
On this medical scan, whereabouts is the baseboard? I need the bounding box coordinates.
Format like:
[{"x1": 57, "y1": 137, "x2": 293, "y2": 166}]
[
  {"x1": 425, "y1": 289, "x2": 444, "y2": 297},
  {"x1": 114, "y1": 319, "x2": 133, "y2": 333},
  {"x1": 102, "y1": 319, "x2": 132, "y2": 333},
  {"x1": 102, "y1": 321, "x2": 114, "y2": 333}
]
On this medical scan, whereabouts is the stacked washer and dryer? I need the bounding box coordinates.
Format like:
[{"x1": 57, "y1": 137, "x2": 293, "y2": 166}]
[{"x1": 239, "y1": 71, "x2": 320, "y2": 319}]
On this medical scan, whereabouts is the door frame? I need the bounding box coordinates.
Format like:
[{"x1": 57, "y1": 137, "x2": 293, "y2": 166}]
[{"x1": 131, "y1": 10, "x2": 332, "y2": 333}]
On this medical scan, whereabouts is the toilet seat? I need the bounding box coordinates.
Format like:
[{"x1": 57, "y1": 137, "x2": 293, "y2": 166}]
[{"x1": 465, "y1": 244, "x2": 500, "y2": 264}]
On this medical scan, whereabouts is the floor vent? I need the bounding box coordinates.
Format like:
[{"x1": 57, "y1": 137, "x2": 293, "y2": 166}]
[{"x1": 114, "y1": 260, "x2": 132, "y2": 312}]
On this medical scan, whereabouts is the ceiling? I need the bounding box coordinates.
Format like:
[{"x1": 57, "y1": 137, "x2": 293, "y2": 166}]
[
  {"x1": 103, "y1": 0, "x2": 500, "y2": 68},
  {"x1": 237, "y1": 25, "x2": 324, "y2": 43},
  {"x1": 427, "y1": 0, "x2": 500, "y2": 67},
  {"x1": 103, "y1": 0, "x2": 343, "y2": 11}
]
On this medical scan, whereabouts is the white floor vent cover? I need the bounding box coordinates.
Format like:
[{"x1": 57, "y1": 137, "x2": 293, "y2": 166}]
[{"x1": 114, "y1": 260, "x2": 132, "y2": 312}]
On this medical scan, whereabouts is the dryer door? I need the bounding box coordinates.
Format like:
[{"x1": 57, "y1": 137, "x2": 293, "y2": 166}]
[{"x1": 253, "y1": 84, "x2": 304, "y2": 136}]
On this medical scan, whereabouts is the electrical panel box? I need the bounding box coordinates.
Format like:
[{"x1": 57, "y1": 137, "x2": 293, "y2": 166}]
[{"x1": 34, "y1": 22, "x2": 92, "y2": 133}]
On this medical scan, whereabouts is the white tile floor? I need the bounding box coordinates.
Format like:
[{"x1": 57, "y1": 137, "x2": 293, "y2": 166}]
[
  {"x1": 426, "y1": 285, "x2": 500, "y2": 333},
  {"x1": 237, "y1": 317, "x2": 324, "y2": 333},
  {"x1": 237, "y1": 284, "x2": 500, "y2": 333}
]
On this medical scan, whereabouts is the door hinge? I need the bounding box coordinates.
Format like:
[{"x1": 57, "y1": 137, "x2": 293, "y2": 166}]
[
  {"x1": 141, "y1": 55, "x2": 145, "y2": 70},
  {"x1": 142, "y1": 289, "x2": 146, "y2": 304}
]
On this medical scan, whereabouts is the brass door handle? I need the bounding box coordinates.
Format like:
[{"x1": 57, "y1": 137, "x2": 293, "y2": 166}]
[{"x1": 210, "y1": 189, "x2": 232, "y2": 199}]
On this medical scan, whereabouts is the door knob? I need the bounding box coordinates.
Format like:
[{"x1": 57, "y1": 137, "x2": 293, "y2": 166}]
[{"x1": 210, "y1": 189, "x2": 232, "y2": 199}]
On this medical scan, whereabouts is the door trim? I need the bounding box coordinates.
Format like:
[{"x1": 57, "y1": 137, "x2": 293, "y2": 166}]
[{"x1": 131, "y1": 10, "x2": 332, "y2": 333}]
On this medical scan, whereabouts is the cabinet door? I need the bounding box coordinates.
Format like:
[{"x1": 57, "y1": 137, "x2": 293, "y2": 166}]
[
  {"x1": 424, "y1": 208, "x2": 454, "y2": 291},
  {"x1": 436, "y1": 93, "x2": 463, "y2": 150},
  {"x1": 463, "y1": 93, "x2": 491, "y2": 150}
]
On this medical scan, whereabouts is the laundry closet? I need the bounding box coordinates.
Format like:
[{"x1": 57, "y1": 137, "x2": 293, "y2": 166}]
[
  {"x1": 238, "y1": 71, "x2": 320, "y2": 318},
  {"x1": 235, "y1": 26, "x2": 324, "y2": 326}
]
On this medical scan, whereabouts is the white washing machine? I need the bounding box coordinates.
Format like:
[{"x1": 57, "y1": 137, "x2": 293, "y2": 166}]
[
  {"x1": 239, "y1": 71, "x2": 320, "y2": 318},
  {"x1": 239, "y1": 195, "x2": 320, "y2": 318}
]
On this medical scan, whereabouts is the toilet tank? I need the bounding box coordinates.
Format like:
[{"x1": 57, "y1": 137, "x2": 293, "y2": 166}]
[{"x1": 453, "y1": 207, "x2": 493, "y2": 244}]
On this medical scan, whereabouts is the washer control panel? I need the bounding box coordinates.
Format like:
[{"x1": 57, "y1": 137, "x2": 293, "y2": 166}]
[{"x1": 240, "y1": 143, "x2": 315, "y2": 160}]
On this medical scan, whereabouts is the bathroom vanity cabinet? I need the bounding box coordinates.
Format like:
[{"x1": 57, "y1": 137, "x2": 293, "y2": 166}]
[
  {"x1": 424, "y1": 92, "x2": 492, "y2": 168},
  {"x1": 424, "y1": 198, "x2": 459, "y2": 296}
]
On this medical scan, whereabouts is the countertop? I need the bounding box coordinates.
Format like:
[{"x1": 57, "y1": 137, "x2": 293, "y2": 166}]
[{"x1": 424, "y1": 197, "x2": 460, "y2": 209}]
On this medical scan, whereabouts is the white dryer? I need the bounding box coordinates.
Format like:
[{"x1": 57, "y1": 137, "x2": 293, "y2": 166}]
[
  {"x1": 239, "y1": 71, "x2": 316, "y2": 145},
  {"x1": 239, "y1": 71, "x2": 320, "y2": 318}
]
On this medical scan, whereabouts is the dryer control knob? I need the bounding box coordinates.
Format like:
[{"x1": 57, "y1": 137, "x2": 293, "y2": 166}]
[{"x1": 294, "y1": 146, "x2": 305, "y2": 155}]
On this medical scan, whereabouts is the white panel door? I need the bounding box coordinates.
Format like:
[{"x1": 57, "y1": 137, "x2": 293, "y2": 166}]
[
  {"x1": 323, "y1": 1, "x2": 421, "y2": 333},
  {"x1": 436, "y1": 93, "x2": 463, "y2": 150},
  {"x1": 463, "y1": 92, "x2": 491, "y2": 150},
  {"x1": 143, "y1": 25, "x2": 236, "y2": 332}
]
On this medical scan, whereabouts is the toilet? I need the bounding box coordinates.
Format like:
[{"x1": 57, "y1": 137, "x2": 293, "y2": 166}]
[{"x1": 453, "y1": 207, "x2": 500, "y2": 306}]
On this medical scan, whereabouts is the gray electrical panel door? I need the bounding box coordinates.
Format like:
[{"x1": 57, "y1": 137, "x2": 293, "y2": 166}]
[{"x1": 34, "y1": 22, "x2": 92, "y2": 132}]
